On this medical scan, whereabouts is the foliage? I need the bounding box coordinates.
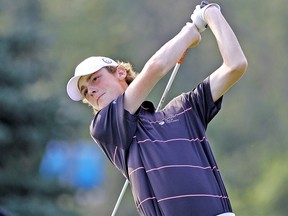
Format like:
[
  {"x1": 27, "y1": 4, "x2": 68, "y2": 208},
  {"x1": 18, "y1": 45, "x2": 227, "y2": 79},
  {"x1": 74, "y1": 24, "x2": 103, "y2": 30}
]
[{"x1": 0, "y1": 0, "x2": 82, "y2": 215}]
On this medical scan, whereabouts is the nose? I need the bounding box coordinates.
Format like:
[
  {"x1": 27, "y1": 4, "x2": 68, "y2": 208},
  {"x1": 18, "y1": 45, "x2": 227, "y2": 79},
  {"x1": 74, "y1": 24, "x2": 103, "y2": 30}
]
[{"x1": 87, "y1": 84, "x2": 98, "y2": 96}]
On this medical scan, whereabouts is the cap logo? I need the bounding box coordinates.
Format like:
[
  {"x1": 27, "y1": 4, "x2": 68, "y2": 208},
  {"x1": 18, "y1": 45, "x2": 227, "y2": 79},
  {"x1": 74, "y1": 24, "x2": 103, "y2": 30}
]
[{"x1": 102, "y1": 57, "x2": 113, "y2": 64}]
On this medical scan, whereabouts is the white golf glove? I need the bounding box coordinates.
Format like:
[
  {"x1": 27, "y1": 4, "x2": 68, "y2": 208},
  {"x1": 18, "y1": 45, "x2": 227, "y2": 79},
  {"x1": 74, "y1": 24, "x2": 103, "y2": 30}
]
[{"x1": 191, "y1": 3, "x2": 221, "y2": 32}]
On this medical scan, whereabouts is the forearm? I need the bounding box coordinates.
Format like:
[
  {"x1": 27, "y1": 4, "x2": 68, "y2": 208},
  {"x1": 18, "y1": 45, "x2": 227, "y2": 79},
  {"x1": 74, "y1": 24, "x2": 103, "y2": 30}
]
[
  {"x1": 202, "y1": 5, "x2": 248, "y2": 102},
  {"x1": 124, "y1": 23, "x2": 200, "y2": 114},
  {"x1": 205, "y1": 7, "x2": 247, "y2": 69},
  {"x1": 143, "y1": 23, "x2": 201, "y2": 78}
]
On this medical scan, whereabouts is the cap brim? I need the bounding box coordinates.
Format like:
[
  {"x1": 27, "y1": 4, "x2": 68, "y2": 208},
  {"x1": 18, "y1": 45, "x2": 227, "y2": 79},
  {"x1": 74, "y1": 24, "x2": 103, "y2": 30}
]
[{"x1": 66, "y1": 75, "x2": 83, "y2": 101}]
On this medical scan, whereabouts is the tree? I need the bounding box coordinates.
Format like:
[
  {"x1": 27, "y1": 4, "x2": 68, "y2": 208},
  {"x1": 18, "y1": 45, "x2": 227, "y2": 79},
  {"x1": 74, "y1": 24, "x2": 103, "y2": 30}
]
[{"x1": 0, "y1": 1, "x2": 81, "y2": 215}]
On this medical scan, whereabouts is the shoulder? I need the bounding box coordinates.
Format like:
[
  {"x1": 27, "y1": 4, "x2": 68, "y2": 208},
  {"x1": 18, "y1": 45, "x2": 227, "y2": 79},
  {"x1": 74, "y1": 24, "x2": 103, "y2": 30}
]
[{"x1": 90, "y1": 94, "x2": 138, "y2": 149}]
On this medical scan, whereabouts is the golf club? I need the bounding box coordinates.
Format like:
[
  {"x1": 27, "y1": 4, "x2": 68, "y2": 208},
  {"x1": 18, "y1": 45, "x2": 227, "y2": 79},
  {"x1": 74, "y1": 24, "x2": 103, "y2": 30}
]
[{"x1": 110, "y1": 1, "x2": 209, "y2": 215}]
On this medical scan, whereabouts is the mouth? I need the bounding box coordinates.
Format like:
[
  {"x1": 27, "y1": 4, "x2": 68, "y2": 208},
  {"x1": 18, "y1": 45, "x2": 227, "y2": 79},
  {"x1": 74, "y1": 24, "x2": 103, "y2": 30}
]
[{"x1": 96, "y1": 93, "x2": 105, "y2": 106}]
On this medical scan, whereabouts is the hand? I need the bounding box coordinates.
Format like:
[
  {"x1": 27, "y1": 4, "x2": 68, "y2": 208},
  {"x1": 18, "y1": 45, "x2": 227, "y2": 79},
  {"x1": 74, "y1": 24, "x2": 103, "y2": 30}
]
[
  {"x1": 191, "y1": 5, "x2": 207, "y2": 33},
  {"x1": 191, "y1": 2, "x2": 221, "y2": 33}
]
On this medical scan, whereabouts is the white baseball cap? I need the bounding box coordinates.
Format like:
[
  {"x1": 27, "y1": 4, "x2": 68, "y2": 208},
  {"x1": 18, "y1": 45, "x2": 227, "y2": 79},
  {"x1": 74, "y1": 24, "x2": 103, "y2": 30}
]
[{"x1": 66, "y1": 56, "x2": 118, "y2": 101}]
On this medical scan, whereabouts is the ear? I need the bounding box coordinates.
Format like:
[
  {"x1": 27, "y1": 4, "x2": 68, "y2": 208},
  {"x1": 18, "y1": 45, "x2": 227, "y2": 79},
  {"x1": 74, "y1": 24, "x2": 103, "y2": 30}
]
[{"x1": 115, "y1": 65, "x2": 127, "y2": 80}]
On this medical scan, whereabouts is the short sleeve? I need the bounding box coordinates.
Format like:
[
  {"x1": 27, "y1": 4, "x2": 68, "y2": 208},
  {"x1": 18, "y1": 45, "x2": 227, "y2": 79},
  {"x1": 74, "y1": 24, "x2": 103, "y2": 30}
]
[
  {"x1": 186, "y1": 76, "x2": 223, "y2": 128},
  {"x1": 90, "y1": 93, "x2": 137, "y2": 175}
]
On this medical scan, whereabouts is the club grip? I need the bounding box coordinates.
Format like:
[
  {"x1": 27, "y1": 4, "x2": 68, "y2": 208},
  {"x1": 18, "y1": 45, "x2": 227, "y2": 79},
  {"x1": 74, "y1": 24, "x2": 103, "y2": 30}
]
[{"x1": 200, "y1": 1, "x2": 209, "y2": 8}]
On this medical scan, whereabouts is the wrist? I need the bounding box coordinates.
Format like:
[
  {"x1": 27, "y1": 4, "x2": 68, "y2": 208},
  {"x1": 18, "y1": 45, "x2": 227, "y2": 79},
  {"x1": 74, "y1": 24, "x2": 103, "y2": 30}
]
[
  {"x1": 202, "y1": 3, "x2": 221, "y2": 22},
  {"x1": 184, "y1": 23, "x2": 201, "y2": 47},
  {"x1": 185, "y1": 22, "x2": 200, "y2": 33}
]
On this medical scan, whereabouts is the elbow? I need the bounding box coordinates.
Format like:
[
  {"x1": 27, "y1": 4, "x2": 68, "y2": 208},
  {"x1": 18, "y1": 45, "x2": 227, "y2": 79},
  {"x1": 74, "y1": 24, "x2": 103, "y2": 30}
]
[
  {"x1": 229, "y1": 56, "x2": 248, "y2": 77},
  {"x1": 239, "y1": 57, "x2": 248, "y2": 75},
  {"x1": 144, "y1": 57, "x2": 168, "y2": 78}
]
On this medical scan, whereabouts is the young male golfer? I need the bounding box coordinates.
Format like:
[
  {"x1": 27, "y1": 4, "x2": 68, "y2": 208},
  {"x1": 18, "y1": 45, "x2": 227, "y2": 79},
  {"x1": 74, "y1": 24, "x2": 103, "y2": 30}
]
[{"x1": 67, "y1": 2, "x2": 248, "y2": 216}]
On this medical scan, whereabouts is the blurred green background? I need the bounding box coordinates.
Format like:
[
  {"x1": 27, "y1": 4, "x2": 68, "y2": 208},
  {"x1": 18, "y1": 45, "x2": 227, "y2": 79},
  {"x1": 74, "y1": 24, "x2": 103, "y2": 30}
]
[{"x1": 0, "y1": 0, "x2": 287, "y2": 215}]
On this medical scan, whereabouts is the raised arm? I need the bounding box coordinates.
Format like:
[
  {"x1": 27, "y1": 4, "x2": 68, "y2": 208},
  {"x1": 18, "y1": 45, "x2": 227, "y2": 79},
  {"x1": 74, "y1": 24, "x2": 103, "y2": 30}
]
[
  {"x1": 124, "y1": 23, "x2": 201, "y2": 114},
  {"x1": 204, "y1": 5, "x2": 248, "y2": 102}
]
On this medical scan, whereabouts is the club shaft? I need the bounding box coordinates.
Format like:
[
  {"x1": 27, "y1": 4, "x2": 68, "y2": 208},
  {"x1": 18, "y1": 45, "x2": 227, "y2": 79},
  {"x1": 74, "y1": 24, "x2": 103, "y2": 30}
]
[
  {"x1": 110, "y1": 3, "x2": 208, "y2": 213},
  {"x1": 156, "y1": 63, "x2": 181, "y2": 111},
  {"x1": 156, "y1": 49, "x2": 187, "y2": 111},
  {"x1": 111, "y1": 180, "x2": 129, "y2": 216}
]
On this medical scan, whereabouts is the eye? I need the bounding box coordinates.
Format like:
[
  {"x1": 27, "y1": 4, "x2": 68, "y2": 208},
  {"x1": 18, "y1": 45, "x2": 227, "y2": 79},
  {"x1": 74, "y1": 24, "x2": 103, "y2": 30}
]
[{"x1": 92, "y1": 76, "x2": 100, "y2": 81}]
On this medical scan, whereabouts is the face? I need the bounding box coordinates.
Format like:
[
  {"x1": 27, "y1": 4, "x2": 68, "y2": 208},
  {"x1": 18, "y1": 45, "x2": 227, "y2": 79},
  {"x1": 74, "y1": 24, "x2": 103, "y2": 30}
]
[{"x1": 78, "y1": 67, "x2": 128, "y2": 111}]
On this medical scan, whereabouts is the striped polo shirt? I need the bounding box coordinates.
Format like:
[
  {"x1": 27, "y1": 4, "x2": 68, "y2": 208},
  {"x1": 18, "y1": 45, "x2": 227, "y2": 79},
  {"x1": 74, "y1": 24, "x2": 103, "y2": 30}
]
[{"x1": 90, "y1": 77, "x2": 233, "y2": 216}]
